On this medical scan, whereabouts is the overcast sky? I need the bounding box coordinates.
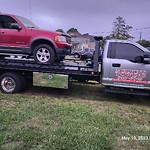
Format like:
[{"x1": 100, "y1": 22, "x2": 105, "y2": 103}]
[{"x1": 0, "y1": 0, "x2": 150, "y2": 40}]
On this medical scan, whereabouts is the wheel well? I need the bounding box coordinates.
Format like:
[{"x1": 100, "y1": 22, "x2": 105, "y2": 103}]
[{"x1": 31, "y1": 39, "x2": 56, "y2": 56}]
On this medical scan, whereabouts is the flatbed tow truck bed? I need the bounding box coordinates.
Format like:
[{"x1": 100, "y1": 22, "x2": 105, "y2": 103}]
[
  {"x1": 0, "y1": 37, "x2": 101, "y2": 93},
  {"x1": 0, "y1": 55, "x2": 101, "y2": 93},
  {"x1": 0, "y1": 57, "x2": 99, "y2": 76}
]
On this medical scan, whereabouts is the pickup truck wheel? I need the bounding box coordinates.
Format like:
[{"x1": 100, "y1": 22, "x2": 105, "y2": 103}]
[
  {"x1": 33, "y1": 44, "x2": 55, "y2": 64},
  {"x1": 0, "y1": 73, "x2": 22, "y2": 94}
]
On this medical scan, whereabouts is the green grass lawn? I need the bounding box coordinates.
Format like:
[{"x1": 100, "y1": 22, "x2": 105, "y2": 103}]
[{"x1": 0, "y1": 83, "x2": 150, "y2": 150}]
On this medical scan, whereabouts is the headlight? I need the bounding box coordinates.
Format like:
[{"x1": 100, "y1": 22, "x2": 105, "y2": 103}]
[{"x1": 55, "y1": 36, "x2": 67, "y2": 43}]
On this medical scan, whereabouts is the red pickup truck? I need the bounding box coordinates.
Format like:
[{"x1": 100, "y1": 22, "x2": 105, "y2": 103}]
[{"x1": 0, "y1": 13, "x2": 71, "y2": 64}]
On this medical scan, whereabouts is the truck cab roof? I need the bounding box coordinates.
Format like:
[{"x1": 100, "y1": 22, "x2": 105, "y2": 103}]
[{"x1": 106, "y1": 39, "x2": 150, "y2": 52}]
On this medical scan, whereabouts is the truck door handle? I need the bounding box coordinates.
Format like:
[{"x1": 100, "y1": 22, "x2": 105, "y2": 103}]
[
  {"x1": 112, "y1": 63, "x2": 121, "y2": 67},
  {"x1": 0, "y1": 31, "x2": 4, "y2": 34}
]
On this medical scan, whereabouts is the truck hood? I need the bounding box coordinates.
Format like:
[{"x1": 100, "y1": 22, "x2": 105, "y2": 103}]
[
  {"x1": 26, "y1": 28, "x2": 71, "y2": 44},
  {"x1": 27, "y1": 28, "x2": 60, "y2": 36}
]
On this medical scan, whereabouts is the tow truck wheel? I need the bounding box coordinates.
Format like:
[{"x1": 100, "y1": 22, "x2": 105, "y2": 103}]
[
  {"x1": 0, "y1": 73, "x2": 22, "y2": 94},
  {"x1": 33, "y1": 44, "x2": 55, "y2": 64}
]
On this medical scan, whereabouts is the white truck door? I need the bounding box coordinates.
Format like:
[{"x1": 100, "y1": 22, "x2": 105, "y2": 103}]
[{"x1": 108, "y1": 42, "x2": 150, "y2": 89}]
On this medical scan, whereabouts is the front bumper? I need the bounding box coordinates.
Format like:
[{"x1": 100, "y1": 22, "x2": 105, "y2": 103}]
[{"x1": 56, "y1": 47, "x2": 71, "y2": 58}]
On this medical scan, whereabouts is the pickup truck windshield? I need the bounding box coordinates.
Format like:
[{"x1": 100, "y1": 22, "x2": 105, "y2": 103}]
[{"x1": 16, "y1": 16, "x2": 38, "y2": 29}]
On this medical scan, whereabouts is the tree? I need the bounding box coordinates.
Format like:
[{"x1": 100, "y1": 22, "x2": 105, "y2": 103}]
[
  {"x1": 101, "y1": 36, "x2": 111, "y2": 48},
  {"x1": 67, "y1": 28, "x2": 78, "y2": 33},
  {"x1": 111, "y1": 16, "x2": 132, "y2": 39},
  {"x1": 67, "y1": 28, "x2": 81, "y2": 37},
  {"x1": 56, "y1": 29, "x2": 65, "y2": 33},
  {"x1": 137, "y1": 39, "x2": 150, "y2": 49}
]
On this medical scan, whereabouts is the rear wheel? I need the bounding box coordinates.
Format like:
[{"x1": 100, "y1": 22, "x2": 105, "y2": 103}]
[
  {"x1": 0, "y1": 73, "x2": 22, "y2": 94},
  {"x1": 33, "y1": 44, "x2": 55, "y2": 64}
]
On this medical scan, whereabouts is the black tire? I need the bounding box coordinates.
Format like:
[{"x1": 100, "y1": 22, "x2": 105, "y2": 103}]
[
  {"x1": 0, "y1": 73, "x2": 23, "y2": 94},
  {"x1": 33, "y1": 44, "x2": 55, "y2": 64}
]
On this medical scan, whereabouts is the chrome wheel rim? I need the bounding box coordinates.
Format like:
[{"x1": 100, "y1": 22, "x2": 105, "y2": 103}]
[
  {"x1": 36, "y1": 48, "x2": 50, "y2": 63},
  {"x1": 1, "y1": 77, "x2": 15, "y2": 92}
]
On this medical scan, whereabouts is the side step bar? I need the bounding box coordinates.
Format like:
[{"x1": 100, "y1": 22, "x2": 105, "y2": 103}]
[{"x1": 104, "y1": 87, "x2": 149, "y2": 96}]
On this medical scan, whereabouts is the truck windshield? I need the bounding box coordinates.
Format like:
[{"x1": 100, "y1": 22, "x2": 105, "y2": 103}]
[{"x1": 16, "y1": 16, "x2": 38, "y2": 29}]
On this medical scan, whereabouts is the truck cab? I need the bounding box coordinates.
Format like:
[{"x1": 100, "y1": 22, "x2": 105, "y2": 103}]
[{"x1": 101, "y1": 40, "x2": 150, "y2": 90}]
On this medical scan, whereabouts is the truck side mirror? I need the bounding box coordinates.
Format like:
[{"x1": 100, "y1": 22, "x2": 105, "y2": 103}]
[
  {"x1": 134, "y1": 56, "x2": 143, "y2": 63},
  {"x1": 10, "y1": 23, "x2": 22, "y2": 30}
]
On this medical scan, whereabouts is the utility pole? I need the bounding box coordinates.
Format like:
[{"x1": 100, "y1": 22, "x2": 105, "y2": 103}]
[
  {"x1": 29, "y1": 0, "x2": 32, "y2": 20},
  {"x1": 140, "y1": 32, "x2": 142, "y2": 41}
]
